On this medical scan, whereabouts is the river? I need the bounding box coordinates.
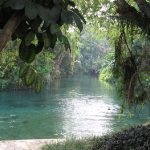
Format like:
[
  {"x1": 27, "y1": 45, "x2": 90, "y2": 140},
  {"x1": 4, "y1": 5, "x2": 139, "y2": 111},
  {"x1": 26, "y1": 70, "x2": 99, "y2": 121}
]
[{"x1": 0, "y1": 75, "x2": 149, "y2": 140}]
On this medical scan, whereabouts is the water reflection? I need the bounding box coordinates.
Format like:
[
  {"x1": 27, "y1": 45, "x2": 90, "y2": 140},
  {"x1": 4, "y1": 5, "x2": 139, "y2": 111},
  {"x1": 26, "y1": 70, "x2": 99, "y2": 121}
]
[{"x1": 0, "y1": 75, "x2": 149, "y2": 140}]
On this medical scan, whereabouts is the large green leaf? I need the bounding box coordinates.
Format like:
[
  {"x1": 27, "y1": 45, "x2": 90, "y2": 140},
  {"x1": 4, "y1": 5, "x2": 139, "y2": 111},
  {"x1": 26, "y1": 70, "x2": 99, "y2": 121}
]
[
  {"x1": 62, "y1": 35, "x2": 71, "y2": 51},
  {"x1": 35, "y1": 33, "x2": 44, "y2": 54},
  {"x1": 34, "y1": 76, "x2": 42, "y2": 93},
  {"x1": 37, "y1": 4, "x2": 61, "y2": 23},
  {"x1": 19, "y1": 63, "x2": 30, "y2": 78},
  {"x1": 71, "y1": 8, "x2": 86, "y2": 24},
  {"x1": 72, "y1": 12, "x2": 83, "y2": 32},
  {"x1": 61, "y1": 10, "x2": 74, "y2": 24},
  {"x1": 50, "y1": 34, "x2": 57, "y2": 49},
  {"x1": 25, "y1": 31, "x2": 35, "y2": 46},
  {"x1": 25, "y1": 68, "x2": 36, "y2": 86},
  {"x1": 19, "y1": 43, "x2": 36, "y2": 63},
  {"x1": 57, "y1": 31, "x2": 63, "y2": 42},
  {"x1": 37, "y1": 4, "x2": 54, "y2": 23},
  {"x1": 25, "y1": 1, "x2": 38, "y2": 20},
  {"x1": 15, "y1": 21, "x2": 29, "y2": 39},
  {"x1": 53, "y1": 0, "x2": 62, "y2": 5},
  {"x1": 50, "y1": 24, "x2": 61, "y2": 34},
  {"x1": 46, "y1": 31, "x2": 57, "y2": 49},
  {"x1": 43, "y1": 32, "x2": 51, "y2": 49},
  {"x1": 50, "y1": 5, "x2": 61, "y2": 22},
  {"x1": 6, "y1": 0, "x2": 25, "y2": 10}
]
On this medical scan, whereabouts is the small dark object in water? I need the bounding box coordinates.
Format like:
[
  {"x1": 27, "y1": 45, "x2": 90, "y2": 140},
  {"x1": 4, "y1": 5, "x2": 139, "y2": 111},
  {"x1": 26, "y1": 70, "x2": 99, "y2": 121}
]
[{"x1": 22, "y1": 120, "x2": 28, "y2": 124}]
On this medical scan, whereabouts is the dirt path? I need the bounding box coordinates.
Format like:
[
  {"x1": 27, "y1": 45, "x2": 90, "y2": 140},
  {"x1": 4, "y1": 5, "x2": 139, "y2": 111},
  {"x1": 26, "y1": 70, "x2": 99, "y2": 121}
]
[{"x1": 0, "y1": 139, "x2": 65, "y2": 150}]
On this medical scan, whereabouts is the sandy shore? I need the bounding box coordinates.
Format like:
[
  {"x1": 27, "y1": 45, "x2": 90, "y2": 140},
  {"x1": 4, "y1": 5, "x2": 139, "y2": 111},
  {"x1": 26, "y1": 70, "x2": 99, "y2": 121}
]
[{"x1": 0, "y1": 139, "x2": 65, "y2": 150}]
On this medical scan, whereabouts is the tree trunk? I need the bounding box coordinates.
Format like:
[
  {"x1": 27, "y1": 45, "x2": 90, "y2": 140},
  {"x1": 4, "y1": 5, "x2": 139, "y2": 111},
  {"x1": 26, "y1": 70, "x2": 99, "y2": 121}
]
[
  {"x1": 0, "y1": 11, "x2": 23, "y2": 52},
  {"x1": 51, "y1": 51, "x2": 67, "y2": 79}
]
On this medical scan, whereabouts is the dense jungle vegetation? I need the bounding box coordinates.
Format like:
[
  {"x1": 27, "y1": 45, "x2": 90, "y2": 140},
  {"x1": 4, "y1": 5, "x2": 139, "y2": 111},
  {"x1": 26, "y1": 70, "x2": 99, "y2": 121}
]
[{"x1": 0, "y1": 0, "x2": 149, "y2": 105}]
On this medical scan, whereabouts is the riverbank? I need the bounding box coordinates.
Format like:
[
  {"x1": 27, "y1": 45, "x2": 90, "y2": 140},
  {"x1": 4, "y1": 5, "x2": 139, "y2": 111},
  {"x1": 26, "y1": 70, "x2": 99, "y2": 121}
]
[
  {"x1": 0, "y1": 139, "x2": 65, "y2": 150},
  {"x1": 42, "y1": 123, "x2": 150, "y2": 150},
  {"x1": 0, "y1": 123, "x2": 149, "y2": 150}
]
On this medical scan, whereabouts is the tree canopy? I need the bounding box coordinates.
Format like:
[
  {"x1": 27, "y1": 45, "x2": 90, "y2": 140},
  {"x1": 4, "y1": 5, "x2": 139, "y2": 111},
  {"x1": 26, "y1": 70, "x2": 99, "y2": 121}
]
[
  {"x1": 0, "y1": 0, "x2": 86, "y2": 92},
  {"x1": 0, "y1": 0, "x2": 149, "y2": 103},
  {"x1": 0, "y1": 0, "x2": 86, "y2": 56}
]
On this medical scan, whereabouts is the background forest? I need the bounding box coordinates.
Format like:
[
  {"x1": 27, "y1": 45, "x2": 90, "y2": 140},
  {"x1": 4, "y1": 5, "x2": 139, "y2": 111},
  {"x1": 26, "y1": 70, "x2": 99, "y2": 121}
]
[
  {"x1": 0, "y1": 0, "x2": 150, "y2": 105},
  {"x1": 0, "y1": 0, "x2": 150, "y2": 149}
]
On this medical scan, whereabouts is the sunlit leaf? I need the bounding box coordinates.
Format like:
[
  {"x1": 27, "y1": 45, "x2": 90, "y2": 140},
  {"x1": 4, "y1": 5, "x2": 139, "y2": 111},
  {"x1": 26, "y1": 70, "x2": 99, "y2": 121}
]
[
  {"x1": 19, "y1": 63, "x2": 30, "y2": 78},
  {"x1": 25, "y1": 68, "x2": 36, "y2": 86},
  {"x1": 50, "y1": 24, "x2": 61, "y2": 34},
  {"x1": 25, "y1": 31, "x2": 35, "y2": 46},
  {"x1": 34, "y1": 76, "x2": 42, "y2": 93}
]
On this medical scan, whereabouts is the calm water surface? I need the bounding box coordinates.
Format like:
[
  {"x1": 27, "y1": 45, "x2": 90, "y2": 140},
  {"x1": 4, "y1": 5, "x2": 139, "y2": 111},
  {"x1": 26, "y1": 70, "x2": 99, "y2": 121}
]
[{"x1": 0, "y1": 75, "x2": 149, "y2": 140}]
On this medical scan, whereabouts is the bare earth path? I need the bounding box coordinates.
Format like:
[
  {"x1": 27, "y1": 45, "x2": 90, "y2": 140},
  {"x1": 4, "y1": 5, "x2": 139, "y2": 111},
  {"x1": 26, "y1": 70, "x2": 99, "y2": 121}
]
[{"x1": 0, "y1": 139, "x2": 65, "y2": 150}]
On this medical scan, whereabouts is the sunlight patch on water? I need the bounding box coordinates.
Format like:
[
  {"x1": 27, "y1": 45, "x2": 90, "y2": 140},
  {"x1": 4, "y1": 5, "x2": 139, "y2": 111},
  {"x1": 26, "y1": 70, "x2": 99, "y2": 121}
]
[
  {"x1": 62, "y1": 96, "x2": 120, "y2": 138},
  {"x1": 0, "y1": 75, "x2": 149, "y2": 140}
]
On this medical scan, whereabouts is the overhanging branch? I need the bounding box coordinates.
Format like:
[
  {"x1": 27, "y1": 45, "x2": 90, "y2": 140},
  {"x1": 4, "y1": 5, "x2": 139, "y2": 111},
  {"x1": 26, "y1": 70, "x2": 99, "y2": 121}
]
[
  {"x1": 114, "y1": 0, "x2": 150, "y2": 35},
  {"x1": 135, "y1": 0, "x2": 150, "y2": 18}
]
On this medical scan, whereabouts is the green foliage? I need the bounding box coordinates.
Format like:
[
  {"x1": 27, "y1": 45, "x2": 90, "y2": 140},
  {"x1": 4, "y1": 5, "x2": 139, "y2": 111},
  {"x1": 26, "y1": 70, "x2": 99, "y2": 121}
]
[
  {"x1": 0, "y1": 41, "x2": 55, "y2": 91},
  {"x1": 78, "y1": 31, "x2": 110, "y2": 76},
  {"x1": 0, "y1": 41, "x2": 20, "y2": 90},
  {"x1": 0, "y1": 0, "x2": 85, "y2": 59},
  {"x1": 0, "y1": 0, "x2": 86, "y2": 91},
  {"x1": 0, "y1": 80, "x2": 10, "y2": 90},
  {"x1": 19, "y1": 43, "x2": 36, "y2": 63},
  {"x1": 99, "y1": 51, "x2": 115, "y2": 83},
  {"x1": 35, "y1": 51, "x2": 54, "y2": 76},
  {"x1": 42, "y1": 137, "x2": 107, "y2": 150},
  {"x1": 0, "y1": 0, "x2": 149, "y2": 102},
  {"x1": 34, "y1": 75, "x2": 43, "y2": 93}
]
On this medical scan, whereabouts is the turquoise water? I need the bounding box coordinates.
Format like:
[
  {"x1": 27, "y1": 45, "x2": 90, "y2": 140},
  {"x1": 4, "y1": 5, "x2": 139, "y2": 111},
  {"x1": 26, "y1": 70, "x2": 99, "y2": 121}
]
[{"x1": 0, "y1": 75, "x2": 149, "y2": 140}]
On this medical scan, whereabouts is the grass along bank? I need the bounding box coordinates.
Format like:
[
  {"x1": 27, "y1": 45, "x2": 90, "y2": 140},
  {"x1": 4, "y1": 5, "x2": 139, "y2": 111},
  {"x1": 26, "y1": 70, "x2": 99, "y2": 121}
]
[{"x1": 42, "y1": 123, "x2": 150, "y2": 150}]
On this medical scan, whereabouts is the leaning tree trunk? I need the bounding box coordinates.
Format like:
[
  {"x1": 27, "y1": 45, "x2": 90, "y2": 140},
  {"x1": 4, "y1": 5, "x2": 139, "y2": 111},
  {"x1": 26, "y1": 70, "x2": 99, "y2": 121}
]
[
  {"x1": 51, "y1": 51, "x2": 67, "y2": 79},
  {"x1": 0, "y1": 11, "x2": 22, "y2": 52}
]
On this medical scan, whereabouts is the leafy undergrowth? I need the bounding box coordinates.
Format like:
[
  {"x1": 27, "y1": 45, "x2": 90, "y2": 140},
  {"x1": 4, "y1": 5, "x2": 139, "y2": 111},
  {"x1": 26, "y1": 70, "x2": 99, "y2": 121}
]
[
  {"x1": 42, "y1": 137, "x2": 107, "y2": 150},
  {"x1": 42, "y1": 124, "x2": 150, "y2": 150}
]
